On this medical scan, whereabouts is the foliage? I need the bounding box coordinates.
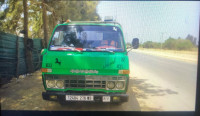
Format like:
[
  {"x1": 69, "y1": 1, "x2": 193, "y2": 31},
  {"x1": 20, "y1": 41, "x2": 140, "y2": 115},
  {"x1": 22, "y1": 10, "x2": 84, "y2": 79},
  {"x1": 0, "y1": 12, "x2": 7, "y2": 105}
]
[
  {"x1": 47, "y1": 1, "x2": 100, "y2": 22},
  {"x1": 0, "y1": 0, "x2": 24, "y2": 34},
  {"x1": 185, "y1": 34, "x2": 197, "y2": 46},
  {"x1": 163, "y1": 37, "x2": 194, "y2": 50},
  {"x1": 162, "y1": 37, "x2": 176, "y2": 49},
  {"x1": 0, "y1": 0, "x2": 100, "y2": 38},
  {"x1": 141, "y1": 37, "x2": 196, "y2": 50},
  {"x1": 142, "y1": 41, "x2": 161, "y2": 49},
  {"x1": 126, "y1": 42, "x2": 131, "y2": 48}
]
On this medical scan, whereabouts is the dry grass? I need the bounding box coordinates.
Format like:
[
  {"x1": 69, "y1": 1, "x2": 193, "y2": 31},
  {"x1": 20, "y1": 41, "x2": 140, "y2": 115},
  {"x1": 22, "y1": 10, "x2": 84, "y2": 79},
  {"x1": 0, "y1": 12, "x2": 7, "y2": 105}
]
[{"x1": 133, "y1": 48, "x2": 198, "y2": 63}]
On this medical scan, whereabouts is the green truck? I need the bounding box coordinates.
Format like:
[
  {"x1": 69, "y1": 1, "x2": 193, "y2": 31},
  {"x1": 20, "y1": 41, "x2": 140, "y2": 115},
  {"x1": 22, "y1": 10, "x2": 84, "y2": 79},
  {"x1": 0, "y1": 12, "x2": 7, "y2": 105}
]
[{"x1": 41, "y1": 19, "x2": 139, "y2": 104}]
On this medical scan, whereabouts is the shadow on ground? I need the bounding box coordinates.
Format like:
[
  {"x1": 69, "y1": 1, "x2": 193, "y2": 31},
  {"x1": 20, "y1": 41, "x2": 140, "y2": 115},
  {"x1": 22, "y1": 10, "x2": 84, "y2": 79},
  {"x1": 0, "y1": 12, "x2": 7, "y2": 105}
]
[{"x1": 130, "y1": 77, "x2": 178, "y2": 99}]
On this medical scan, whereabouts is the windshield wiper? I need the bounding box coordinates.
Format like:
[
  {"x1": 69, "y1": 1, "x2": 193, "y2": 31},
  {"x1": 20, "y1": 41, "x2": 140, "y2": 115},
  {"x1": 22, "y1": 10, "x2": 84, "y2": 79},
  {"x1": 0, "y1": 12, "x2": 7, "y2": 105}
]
[
  {"x1": 51, "y1": 45, "x2": 83, "y2": 53},
  {"x1": 91, "y1": 47, "x2": 115, "y2": 54},
  {"x1": 98, "y1": 48, "x2": 115, "y2": 54},
  {"x1": 73, "y1": 49, "x2": 82, "y2": 53},
  {"x1": 104, "y1": 50, "x2": 115, "y2": 54}
]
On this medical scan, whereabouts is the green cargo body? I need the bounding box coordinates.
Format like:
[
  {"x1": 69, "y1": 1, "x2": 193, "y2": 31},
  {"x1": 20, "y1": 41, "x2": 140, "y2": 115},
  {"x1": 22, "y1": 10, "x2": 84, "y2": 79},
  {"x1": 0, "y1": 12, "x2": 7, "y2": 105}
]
[{"x1": 42, "y1": 22, "x2": 130, "y2": 104}]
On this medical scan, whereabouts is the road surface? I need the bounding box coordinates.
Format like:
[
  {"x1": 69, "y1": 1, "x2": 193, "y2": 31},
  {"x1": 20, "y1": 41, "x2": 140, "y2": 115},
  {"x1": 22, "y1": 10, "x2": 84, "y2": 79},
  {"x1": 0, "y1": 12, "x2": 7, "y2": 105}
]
[
  {"x1": 0, "y1": 50, "x2": 198, "y2": 111},
  {"x1": 128, "y1": 50, "x2": 197, "y2": 111}
]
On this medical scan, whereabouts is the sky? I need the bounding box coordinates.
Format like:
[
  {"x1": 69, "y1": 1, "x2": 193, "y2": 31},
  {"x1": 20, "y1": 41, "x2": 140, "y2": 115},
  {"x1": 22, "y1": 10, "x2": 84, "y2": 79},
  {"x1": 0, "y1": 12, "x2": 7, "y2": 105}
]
[
  {"x1": 97, "y1": 1, "x2": 200, "y2": 44},
  {"x1": 1, "y1": 1, "x2": 199, "y2": 44}
]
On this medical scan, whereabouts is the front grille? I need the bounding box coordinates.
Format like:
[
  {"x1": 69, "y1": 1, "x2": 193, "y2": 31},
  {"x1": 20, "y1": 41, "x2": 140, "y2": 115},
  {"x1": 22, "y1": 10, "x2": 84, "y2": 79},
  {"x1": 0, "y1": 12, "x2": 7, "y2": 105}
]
[
  {"x1": 65, "y1": 80, "x2": 106, "y2": 89},
  {"x1": 64, "y1": 76, "x2": 106, "y2": 89},
  {"x1": 44, "y1": 74, "x2": 126, "y2": 89}
]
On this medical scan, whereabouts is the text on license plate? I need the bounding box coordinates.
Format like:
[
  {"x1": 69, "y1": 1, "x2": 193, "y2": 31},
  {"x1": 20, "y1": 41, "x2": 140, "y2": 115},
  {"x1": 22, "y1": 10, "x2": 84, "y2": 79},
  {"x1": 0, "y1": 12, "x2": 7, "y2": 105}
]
[{"x1": 66, "y1": 95, "x2": 94, "y2": 101}]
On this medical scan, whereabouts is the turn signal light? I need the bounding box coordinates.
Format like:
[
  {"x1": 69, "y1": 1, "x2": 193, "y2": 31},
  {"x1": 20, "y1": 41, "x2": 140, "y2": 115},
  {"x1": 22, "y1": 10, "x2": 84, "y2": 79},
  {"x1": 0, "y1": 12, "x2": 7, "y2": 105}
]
[
  {"x1": 41, "y1": 68, "x2": 52, "y2": 73},
  {"x1": 113, "y1": 96, "x2": 120, "y2": 102},
  {"x1": 118, "y1": 70, "x2": 130, "y2": 74},
  {"x1": 50, "y1": 95, "x2": 57, "y2": 100}
]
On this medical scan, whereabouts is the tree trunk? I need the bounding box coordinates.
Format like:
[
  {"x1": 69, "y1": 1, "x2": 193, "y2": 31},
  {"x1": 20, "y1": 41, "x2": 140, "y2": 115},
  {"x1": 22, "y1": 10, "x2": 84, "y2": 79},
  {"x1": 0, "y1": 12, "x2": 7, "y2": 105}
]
[
  {"x1": 42, "y1": 0, "x2": 48, "y2": 48},
  {"x1": 52, "y1": 11, "x2": 56, "y2": 27},
  {"x1": 23, "y1": 0, "x2": 34, "y2": 73}
]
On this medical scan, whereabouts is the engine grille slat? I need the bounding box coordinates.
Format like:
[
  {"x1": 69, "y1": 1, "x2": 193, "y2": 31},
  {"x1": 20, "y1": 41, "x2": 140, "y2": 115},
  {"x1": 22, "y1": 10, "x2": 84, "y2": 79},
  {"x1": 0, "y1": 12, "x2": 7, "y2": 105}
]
[{"x1": 65, "y1": 79, "x2": 105, "y2": 89}]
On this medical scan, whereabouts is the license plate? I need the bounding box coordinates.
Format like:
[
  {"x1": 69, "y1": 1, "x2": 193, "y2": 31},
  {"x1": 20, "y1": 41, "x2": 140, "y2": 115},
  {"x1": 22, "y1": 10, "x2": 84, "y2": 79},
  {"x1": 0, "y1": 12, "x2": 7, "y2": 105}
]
[
  {"x1": 102, "y1": 96, "x2": 110, "y2": 102},
  {"x1": 66, "y1": 95, "x2": 94, "y2": 101}
]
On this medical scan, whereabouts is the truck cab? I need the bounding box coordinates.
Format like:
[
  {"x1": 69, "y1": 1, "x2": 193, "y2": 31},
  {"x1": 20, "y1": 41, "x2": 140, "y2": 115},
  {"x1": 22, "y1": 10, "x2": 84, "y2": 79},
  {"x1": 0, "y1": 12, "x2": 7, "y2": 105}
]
[{"x1": 41, "y1": 20, "x2": 139, "y2": 104}]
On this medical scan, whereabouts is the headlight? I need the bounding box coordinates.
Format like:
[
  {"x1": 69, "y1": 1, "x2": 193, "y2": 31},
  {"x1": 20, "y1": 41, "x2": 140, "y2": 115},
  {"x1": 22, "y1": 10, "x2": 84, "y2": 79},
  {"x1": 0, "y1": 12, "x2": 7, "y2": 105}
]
[
  {"x1": 116, "y1": 81, "x2": 124, "y2": 89},
  {"x1": 107, "y1": 81, "x2": 115, "y2": 89},
  {"x1": 46, "y1": 80, "x2": 55, "y2": 88},
  {"x1": 56, "y1": 80, "x2": 64, "y2": 88}
]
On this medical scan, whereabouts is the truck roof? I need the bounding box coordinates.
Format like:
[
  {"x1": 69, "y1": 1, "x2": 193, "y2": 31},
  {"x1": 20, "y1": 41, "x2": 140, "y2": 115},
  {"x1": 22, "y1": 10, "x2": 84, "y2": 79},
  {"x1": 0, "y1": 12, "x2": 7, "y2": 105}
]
[{"x1": 61, "y1": 21, "x2": 122, "y2": 27}]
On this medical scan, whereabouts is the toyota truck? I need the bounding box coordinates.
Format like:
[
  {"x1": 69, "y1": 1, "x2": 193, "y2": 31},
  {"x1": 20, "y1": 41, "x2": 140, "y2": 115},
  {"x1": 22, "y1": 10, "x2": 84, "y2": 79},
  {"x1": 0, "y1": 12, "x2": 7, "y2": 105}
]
[{"x1": 41, "y1": 19, "x2": 139, "y2": 105}]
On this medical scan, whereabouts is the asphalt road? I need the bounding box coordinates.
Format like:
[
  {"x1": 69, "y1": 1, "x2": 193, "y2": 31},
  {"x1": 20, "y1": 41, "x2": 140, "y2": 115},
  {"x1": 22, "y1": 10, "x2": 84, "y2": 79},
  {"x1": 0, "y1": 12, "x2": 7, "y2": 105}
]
[{"x1": 128, "y1": 51, "x2": 198, "y2": 111}]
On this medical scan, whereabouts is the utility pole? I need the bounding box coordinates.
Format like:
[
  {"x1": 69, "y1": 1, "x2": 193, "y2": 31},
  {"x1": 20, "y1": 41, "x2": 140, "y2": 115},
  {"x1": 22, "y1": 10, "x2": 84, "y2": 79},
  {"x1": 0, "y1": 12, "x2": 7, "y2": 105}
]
[
  {"x1": 138, "y1": 34, "x2": 142, "y2": 44},
  {"x1": 23, "y1": 0, "x2": 34, "y2": 73},
  {"x1": 160, "y1": 32, "x2": 164, "y2": 49},
  {"x1": 115, "y1": 6, "x2": 117, "y2": 21}
]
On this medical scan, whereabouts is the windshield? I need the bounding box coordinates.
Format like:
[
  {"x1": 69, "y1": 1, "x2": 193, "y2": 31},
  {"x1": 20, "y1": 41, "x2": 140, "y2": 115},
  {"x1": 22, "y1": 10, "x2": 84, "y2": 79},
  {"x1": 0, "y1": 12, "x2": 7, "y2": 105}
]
[{"x1": 49, "y1": 25, "x2": 125, "y2": 52}]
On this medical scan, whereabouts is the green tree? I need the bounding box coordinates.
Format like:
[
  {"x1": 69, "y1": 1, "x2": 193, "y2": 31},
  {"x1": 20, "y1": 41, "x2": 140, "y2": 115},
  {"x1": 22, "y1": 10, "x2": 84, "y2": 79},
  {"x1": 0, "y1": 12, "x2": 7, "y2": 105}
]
[
  {"x1": 42, "y1": 0, "x2": 48, "y2": 47},
  {"x1": 0, "y1": 0, "x2": 24, "y2": 34},
  {"x1": 163, "y1": 37, "x2": 195, "y2": 50},
  {"x1": 163, "y1": 37, "x2": 177, "y2": 50},
  {"x1": 186, "y1": 34, "x2": 197, "y2": 46},
  {"x1": 0, "y1": 0, "x2": 100, "y2": 40},
  {"x1": 126, "y1": 42, "x2": 131, "y2": 48},
  {"x1": 142, "y1": 41, "x2": 160, "y2": 49},
  {"x1": 176, "y1": 39, "x2": 194, "y2": 50},
  {"x1": 23, "y1": 0, "x2": 34, "y2": 73}
]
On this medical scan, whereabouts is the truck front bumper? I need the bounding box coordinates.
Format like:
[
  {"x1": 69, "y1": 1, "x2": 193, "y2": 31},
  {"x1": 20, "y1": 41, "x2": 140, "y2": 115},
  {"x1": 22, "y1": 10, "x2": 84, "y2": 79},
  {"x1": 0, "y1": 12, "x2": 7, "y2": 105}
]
[{"x1": 42, "y1": 91, "x2": 128, "y2": 103}]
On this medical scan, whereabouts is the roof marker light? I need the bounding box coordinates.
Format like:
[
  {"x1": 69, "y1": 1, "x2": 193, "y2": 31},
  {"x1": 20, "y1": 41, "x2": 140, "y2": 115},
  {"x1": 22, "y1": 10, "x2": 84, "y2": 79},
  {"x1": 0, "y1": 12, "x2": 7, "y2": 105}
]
[
  {"x1": 104, "y1": 16, "x2": 113, "y2": 21},
  {"x1": 66, "y1": 19, "x2": 71, "y2": 23}
]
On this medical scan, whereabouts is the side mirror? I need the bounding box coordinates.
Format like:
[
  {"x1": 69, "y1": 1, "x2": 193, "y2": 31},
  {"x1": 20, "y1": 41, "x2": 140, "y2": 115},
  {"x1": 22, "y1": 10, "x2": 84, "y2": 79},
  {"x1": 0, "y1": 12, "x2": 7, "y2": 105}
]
[
  {"x1": 41, "y1": 49, "x2": 47, "y2": 55},
  {"x1": 132, "y1": 38, "x2": 139, "y2": 49}
]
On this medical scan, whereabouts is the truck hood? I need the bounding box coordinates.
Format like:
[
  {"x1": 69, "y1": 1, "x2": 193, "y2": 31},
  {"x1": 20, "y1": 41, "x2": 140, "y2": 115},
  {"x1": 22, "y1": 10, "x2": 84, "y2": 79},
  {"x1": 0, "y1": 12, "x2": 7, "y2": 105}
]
[{"x1": 42, "y1": 51, "x2": 129, "y2": 75}]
